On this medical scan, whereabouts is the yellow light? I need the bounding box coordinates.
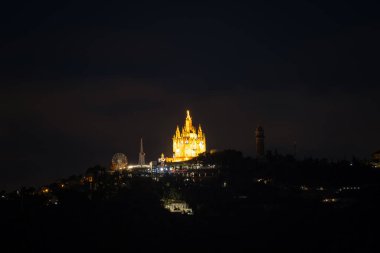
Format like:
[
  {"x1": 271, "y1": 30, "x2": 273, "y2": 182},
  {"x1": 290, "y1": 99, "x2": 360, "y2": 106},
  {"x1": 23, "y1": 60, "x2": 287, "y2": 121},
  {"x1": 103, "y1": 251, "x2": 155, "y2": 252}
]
[{"x1": 169, "y1": 110, "x2": 206, "y2": 162}]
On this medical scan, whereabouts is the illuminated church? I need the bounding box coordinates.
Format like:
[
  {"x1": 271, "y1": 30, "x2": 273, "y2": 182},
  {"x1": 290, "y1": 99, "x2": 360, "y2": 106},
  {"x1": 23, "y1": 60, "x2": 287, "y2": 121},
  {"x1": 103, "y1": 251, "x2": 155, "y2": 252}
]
[{"x1": 167, "y1": 110, "x2": 206, "y2": 162}]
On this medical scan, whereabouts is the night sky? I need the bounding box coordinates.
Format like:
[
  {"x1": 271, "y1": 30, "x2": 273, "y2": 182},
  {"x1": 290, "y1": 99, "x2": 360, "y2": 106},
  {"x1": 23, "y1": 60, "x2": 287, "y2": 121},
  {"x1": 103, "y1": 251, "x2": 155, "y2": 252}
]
[{"x1": 1, "y1": 0, "x2": 379, "y2": 190}]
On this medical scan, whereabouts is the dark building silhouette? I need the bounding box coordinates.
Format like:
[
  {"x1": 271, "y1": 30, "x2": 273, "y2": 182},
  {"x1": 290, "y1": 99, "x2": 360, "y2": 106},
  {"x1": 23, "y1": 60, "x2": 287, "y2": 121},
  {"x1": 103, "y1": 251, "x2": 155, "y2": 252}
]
[
  {"x1": 255, "y1": 126, "x2": 265, "y2": 158},
  {"x1": 371, "y1": 150, "x2": 380, "y2": 168}
]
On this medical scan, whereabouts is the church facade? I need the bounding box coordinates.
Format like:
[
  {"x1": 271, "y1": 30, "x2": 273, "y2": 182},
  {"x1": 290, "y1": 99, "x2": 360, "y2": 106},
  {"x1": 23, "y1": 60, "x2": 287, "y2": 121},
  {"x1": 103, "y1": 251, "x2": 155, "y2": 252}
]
[{"x1": 168, "y1": 110, "x2": 206, "y2": 162}]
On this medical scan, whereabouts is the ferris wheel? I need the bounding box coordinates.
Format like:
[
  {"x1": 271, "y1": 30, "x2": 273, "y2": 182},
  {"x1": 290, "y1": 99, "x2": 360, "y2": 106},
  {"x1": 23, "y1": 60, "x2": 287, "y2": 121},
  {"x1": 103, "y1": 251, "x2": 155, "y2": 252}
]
[{"x1": 111, "y1": 153, "x2": 128, "y2": 170}]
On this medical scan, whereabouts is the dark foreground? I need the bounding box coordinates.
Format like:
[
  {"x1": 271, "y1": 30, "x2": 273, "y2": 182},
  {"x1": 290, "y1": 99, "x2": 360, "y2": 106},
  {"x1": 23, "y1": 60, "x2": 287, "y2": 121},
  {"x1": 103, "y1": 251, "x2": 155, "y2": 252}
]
[
  {"x1": 2, "y1": 151, "x2": 380, "y2": 253},
  {"x1": 1, "y1": 178, "x2": 380, "y2": 253}
]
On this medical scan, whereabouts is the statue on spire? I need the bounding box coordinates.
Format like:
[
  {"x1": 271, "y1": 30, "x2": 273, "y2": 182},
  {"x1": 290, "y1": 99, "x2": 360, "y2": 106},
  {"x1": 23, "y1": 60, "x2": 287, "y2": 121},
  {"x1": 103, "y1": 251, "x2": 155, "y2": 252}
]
[{"x1": 185, "y1": 110, "x2": 192, "y2": 132}]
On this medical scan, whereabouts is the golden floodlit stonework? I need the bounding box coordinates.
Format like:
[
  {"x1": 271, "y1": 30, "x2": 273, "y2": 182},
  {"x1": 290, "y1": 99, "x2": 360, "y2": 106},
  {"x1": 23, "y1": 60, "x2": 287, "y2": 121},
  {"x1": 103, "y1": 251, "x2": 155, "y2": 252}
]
[{"x1": 166, "y1": 110, "x2": 206, "y2": 162}]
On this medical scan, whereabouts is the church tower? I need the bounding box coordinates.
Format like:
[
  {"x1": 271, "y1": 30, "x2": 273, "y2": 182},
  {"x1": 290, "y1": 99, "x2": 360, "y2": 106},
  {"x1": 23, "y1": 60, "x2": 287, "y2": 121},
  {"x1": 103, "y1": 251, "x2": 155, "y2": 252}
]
[
  {"x1": 255, "y1": 126, "x2": 265, "y2": 158},
  {"x1": 138, "y1": 137, "x2": 146, "y2": 166}
]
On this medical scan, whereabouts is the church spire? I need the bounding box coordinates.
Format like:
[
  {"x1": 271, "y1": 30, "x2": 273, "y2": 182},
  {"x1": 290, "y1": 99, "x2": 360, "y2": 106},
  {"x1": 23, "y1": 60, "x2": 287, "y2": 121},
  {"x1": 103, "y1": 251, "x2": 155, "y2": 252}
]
[
  {"x1": 185, "y1": 110, "x2": 192, "y2": 132},
  {"x1": 198, "y1": 124, "x2": 203, "y2": 137}
]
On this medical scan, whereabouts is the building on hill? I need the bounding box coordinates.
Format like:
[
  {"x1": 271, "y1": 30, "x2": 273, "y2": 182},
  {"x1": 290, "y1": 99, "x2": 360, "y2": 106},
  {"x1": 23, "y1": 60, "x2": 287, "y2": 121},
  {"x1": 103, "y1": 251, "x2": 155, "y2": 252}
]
[
  {"x1": 371, "y1": 150, "x2": 380, "y2": 168},
  {"x1": 166, "y1": 110, "x2": 206, "y2": 162},
  {"x1": 255, "y1": 126, "x2": 265, "y2": 159}
]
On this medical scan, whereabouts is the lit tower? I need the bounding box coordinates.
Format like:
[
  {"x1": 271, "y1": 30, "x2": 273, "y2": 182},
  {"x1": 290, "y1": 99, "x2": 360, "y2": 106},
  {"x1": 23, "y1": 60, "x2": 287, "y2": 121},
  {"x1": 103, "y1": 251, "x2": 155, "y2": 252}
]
[
  {"x1": 138, "y1": 137, "x2": 146, "y2": 166},
  {"x1": 255, "y1": 126, "x2": 265, "y2": 158}
]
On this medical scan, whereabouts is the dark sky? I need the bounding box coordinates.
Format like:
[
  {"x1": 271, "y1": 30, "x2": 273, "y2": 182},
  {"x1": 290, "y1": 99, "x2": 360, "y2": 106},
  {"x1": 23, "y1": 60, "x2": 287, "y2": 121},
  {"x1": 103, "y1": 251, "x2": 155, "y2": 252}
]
[{"x1": 1, "y1": 0, "x2": 379, "y2": 190}]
